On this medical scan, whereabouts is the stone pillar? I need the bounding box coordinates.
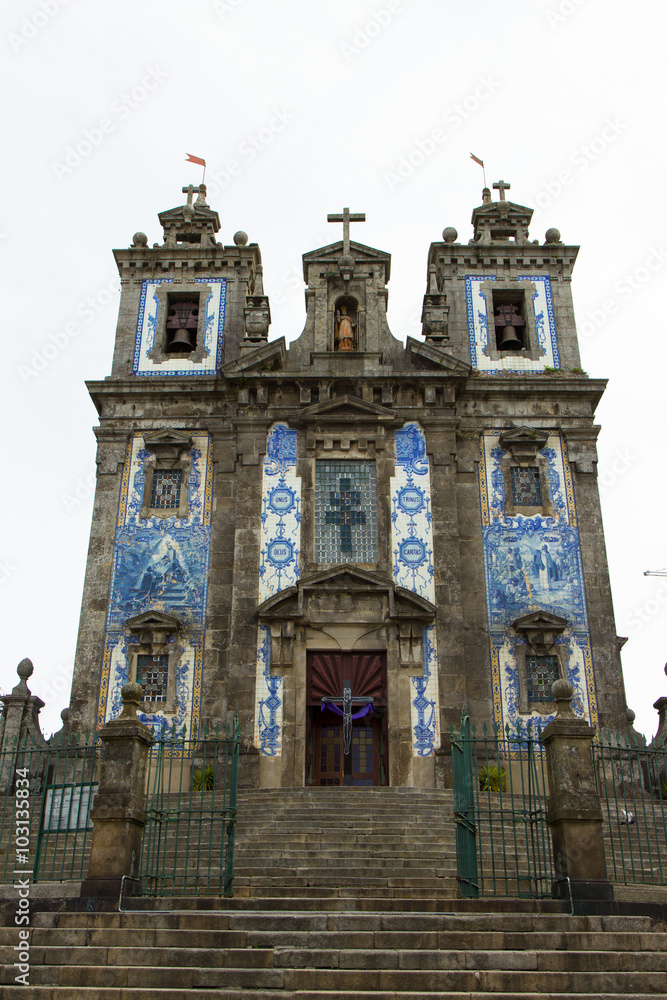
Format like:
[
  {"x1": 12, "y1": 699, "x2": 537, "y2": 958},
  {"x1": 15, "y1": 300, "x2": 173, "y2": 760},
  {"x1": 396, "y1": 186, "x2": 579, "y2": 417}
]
[
  {"x1": 540, "y1": 679, "x2": 613, "y2": 901},
  {"x1": 0, "y1": 660, "x2": 46, "y2": 792},
  {"x1": 80, "y1": 683, "x2": 152, "y2": 898}
]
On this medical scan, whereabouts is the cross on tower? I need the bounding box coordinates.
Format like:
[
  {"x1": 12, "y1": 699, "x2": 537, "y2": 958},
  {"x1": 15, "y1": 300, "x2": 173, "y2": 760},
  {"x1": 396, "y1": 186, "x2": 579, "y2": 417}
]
[
  {"x1": 325, "y1": 478, "x2": 366, "y2": 554},
  {"x1": 493, "y1": 179, "x2": 511, "y2": 201},
  {"x1": 182, "y1": 184, "x2": 205, "y2": 207},
  {"x1": 327, "y1": 206, "x2": 366, "y2": 255}
]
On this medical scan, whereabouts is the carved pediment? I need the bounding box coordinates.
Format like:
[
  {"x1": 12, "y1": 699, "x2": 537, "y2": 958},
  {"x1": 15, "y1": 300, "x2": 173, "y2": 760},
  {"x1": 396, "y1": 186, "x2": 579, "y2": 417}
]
[
  {"x1": 144, "y1": 429, "x2": 193, "y2": 461},
  {"x1": 512, "y1": 610, "x2": 568, "y2": 651},
  {"x1": 126, "y1": 610, "x2": 181, "y2": 644},
  {"x1": 258, "y1": 566, "x2": 435, "y2": 623},
  {"x1": 220, "y1": 337, "x2": 286, "y2": 374},
  {"x1": 303, "y1": 240, "x2": 391, "y2": 283},
  {"x1": 499, "y1": 426, "x2": 549, "y2": 465},
  {"x1": 407, "y1": 338, "x2": 472, "y2": 374},
  {"x1": 295, "y1": 394, "x2": 397, "y2": 425}
]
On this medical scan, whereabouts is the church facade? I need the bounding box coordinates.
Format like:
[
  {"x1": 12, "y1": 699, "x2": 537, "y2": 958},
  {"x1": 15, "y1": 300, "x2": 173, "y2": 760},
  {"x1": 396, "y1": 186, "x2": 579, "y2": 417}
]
[{"x1": 65, "y1": 182, "x2": 629, "y2": 788}]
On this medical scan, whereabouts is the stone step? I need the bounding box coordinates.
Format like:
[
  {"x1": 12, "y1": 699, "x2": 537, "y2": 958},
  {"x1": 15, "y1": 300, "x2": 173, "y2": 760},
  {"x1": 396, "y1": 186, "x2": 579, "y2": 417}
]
[
  {"x1": 12, "y1": 963, "x2": 667, "y2": 992},
  {"x1": 2, "y1": 991, "x2": 663, "y2": 1000},
  {"x1": 7, "y1": 943, "x2": 667, "y2": 974}
]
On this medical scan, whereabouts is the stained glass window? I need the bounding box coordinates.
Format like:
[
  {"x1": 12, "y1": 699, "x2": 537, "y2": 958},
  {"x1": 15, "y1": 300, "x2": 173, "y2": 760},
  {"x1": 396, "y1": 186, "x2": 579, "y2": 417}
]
[
  {"x1": 136, "y1": 654, "x2": 168, "y2": 702},
  {"x1": 150, "y1": 469, "x2": 182, "y2": 509},
  {"x1": 526, "y1": 655, "x2": 559, "y2": 702},
  {"x1": 315, "y1": 461, "x2": 377, "y2": 563},
  {"x1": 510, "y1": 466, "x2": 541, "y2": 506}
]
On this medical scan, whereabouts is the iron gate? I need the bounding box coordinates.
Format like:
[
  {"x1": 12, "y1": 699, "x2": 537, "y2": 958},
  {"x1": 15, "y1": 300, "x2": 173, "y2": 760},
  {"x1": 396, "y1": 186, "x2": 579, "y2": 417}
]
[
  {"x1": 452, "y1": 711, "x2": 554, "y2": 898},
  {"x1": 139, "y1": 717, "x2": 240, "y2": 897}
]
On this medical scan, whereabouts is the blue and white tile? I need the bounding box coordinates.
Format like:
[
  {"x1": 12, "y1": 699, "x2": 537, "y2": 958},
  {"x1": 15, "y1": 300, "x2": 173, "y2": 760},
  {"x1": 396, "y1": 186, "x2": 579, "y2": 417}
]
[
  {"x1": 466, "y1": 275, "x2": 559, "y2": 373},
  {"x1": 391, "y1": 423, "x2": 440, "y2": 755},
  {"x1": 253, "y1": 625, "x2": 283, "y2": 756}
]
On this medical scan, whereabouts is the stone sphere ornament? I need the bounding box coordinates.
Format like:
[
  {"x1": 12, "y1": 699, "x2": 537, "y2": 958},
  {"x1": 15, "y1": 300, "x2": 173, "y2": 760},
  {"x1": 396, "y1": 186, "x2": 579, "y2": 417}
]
[
  {"x1": 544, "y1": 227, "x2": 561, "y2": 244},
  {"x1": 132, "y1": 232, "x2": 148, "y2": 247},
  {"x1": 234, "y1": 231, "x2": 249, "y2": 246},
  {"x1": 442, "y1": 227, "x2": 458, "y2": 243},
  {"x1": 17, "y1": 658, "x2": 34, "y2": 680}
]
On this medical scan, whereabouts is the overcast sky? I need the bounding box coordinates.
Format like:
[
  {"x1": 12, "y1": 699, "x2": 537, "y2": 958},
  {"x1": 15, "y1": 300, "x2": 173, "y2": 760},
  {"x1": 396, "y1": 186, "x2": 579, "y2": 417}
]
[{"x1": 2, "y1": 0, "x2": 666, "y2": 739}]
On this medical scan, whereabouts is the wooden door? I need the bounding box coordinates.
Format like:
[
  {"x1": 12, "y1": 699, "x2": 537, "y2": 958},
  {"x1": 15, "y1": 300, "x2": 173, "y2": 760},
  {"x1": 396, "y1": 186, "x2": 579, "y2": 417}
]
[{"x1": 307, "y1": 652, "x2": 387, "y2": 786}]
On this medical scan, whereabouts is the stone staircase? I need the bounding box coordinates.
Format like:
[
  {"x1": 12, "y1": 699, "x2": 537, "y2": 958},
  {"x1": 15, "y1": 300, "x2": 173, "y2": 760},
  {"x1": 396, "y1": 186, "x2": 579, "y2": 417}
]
[{"x1": 1, "y1": 786, "x2": 666, "y2": 997}]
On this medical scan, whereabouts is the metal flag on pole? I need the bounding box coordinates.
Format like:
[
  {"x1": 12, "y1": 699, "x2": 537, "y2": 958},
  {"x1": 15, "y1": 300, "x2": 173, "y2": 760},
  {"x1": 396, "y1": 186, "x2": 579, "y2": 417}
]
[
  {"x1": 185, "y1": 153, "x2": 206, "y2": 184},
  {"x1": 470, "y1": 152, "x2": 487, "y2": 189}
]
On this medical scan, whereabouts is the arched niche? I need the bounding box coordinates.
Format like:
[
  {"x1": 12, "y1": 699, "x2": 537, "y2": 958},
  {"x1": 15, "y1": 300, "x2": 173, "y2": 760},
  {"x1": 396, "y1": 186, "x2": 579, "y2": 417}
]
[{"x1": 333, "y1": 295, "x2": 359, "y2": 352}]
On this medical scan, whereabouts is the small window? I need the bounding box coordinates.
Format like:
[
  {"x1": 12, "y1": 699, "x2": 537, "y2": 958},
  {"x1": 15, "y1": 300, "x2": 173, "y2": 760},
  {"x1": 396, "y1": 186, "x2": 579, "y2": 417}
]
[
  {"x1": 510, "y1": 466, "x2": 541, "y2": 507},
  {"x1": 526, "y1": 655, "x2": 559, "y2": 702},
  {"x1": 137, "y1": 654, "x2": 169, "y2": 702},
  {"x1": 150, "y1": 470, "x2": 183, "y2": 509},
  {"x1": 493, "y1": 290, "x2": 526, "y2": 350}
]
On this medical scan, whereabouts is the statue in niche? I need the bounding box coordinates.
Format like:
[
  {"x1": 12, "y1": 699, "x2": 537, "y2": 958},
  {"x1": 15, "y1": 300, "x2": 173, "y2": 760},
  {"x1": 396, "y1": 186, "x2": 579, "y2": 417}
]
[{"x1": 334, "y1": 305, "x2": 357, "y2": 352}]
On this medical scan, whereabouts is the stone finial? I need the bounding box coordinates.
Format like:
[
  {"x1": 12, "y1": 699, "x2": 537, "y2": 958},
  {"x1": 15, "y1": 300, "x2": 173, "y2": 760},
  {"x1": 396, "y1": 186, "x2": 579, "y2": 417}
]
[
  {"x1": 119, "y1": 682, "x2": 144, "y2": 721},
  {"x1": 552, "y1": 678, "x2": 575, "y2": 719},
  {"x1": 442, "y1": 226, "x2": 458, "y2": 243},
  {"x1": 13, "y1": 658, "x2": 34, "y2": 695},
  {"x1": 234, "y1": 231, "x2": 248, "y2": 246},
  {"x1": 131, "y1": 231, "x2": 148, "y2": 248},
  {"x1": 545, "y1": 227, "x2": 562, "y2": 244},
  {"x1": 482, "y1": 187, "x2": 492, "y2": 205},
  {"x1": 254, "y1": 265, "x2": 265, "y2": 296},
  {"x1": 625, "y1": 707, "x2": 636, "y2": 724},
  {"x1": 427, "y1": 264, "x2": 438, "y2": 294},
  {"x1": 61, "y1": 708, "x2": 70, "y2": 723}
]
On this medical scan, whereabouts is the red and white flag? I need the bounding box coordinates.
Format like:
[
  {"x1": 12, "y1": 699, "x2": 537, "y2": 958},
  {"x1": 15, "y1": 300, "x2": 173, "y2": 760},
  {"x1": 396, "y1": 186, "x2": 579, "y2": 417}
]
[{"x1": 185, "y1": 153, "x2": 206, "y2": 167}]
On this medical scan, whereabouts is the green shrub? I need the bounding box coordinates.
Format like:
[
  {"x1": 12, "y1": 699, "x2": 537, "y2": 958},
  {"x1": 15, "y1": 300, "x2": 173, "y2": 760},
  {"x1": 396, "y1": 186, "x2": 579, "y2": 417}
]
[
  {"x1": 192, "y1": 766, "x2": 215, "y2": 791},
  {"x1": 478, "y1": 763, "x2": 507, "y2": 792}
]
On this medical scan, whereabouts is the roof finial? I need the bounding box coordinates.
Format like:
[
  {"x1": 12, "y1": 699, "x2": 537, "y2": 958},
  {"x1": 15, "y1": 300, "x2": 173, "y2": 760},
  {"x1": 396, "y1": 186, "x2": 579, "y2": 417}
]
[
  {"x1": 493, "y1": 179, "x2": 511, "y2": 201},
  {"x1": 327, "y1": 206, "x2": 366, "y2": 256}
]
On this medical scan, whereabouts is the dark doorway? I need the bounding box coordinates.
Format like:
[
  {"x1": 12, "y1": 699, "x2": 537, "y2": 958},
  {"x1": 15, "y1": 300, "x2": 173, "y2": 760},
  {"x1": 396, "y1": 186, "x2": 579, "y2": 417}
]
[{"x1": 306, "y1": 651, "x2": 388, "y2": 786}]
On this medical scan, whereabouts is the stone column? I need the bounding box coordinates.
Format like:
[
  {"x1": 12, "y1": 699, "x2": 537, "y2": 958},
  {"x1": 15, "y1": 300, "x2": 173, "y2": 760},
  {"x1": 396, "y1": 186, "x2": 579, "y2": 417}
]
[
  {"x1": 0, "y1": 660, "x2": 46, "y2": 792},
  {"x1": 539, "y1": 679, "x2": 613, "y2": 901},
  {"x1": 80, "y1": 683, "x2": 152, "y2": 898}
]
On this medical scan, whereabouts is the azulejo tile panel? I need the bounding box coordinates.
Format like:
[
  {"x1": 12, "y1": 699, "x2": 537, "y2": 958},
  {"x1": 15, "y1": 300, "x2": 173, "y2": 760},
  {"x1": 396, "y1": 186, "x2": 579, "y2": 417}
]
[
  {"x1": 466, "y1": 275, "x2": 560, "y2": 372},
  {"x1": 96, "y1": 434, "x2": 212, "y2": 737},
  {"x1": 132, "y1": 278, "x2": 226, "y2": 376},
  {"x1": 391, "y1": 423, "x2": 440, "y2": 756},
  {"x1": 255, "y1": 424, "x2": 301, "y2": 756},
  {"x1": 478, "y1": 431, "x2": 598, "y2": 734}
]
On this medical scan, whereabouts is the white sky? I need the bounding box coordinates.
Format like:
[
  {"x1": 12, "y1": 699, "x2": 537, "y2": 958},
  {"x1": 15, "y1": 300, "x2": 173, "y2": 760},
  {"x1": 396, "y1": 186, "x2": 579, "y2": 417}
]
[{"x1": 1, "y1": 0, "x2": 666, "y2": 739}]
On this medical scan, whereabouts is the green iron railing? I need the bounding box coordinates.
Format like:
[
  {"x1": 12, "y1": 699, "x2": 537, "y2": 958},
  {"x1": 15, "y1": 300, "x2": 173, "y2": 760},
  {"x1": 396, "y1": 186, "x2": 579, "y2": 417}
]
[
  {"x1": 139, "y1": 716, "x2": 240, "y2": 897},
  {"x1": 452, "y1": 713, "x2": 553, "y2": 898},
  {"x1": 0, "y1": 731, "x2": 98, "y2": 884},
  {"x1": 595, "y1": 731, "x2": 667, "y2": 886}
]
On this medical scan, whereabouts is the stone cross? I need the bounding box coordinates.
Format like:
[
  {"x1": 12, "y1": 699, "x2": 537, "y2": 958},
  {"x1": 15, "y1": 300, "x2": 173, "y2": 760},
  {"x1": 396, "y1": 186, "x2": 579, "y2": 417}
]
[
  {"x1": 327, "y1": 206, "x2": 366, "y2": 255},
  {"x1": 182, "y1": 184, "x2": 204, "y2": 207},
  {"x1": 493, "y1": 180, "x2": 511, "y2": 201}
]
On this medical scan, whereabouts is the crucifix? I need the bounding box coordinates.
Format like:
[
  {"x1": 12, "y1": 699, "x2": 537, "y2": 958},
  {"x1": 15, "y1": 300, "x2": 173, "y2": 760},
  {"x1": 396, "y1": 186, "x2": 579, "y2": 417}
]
[
  {"x1": 493, "y1": 179, "x2": 511, "y2": 201},
  {"x1": 321, "y1": 680, "x2": 374, "y2": 785},
  {"x1": 327, "y1": 206, "x2": 366, "y2": 255}
]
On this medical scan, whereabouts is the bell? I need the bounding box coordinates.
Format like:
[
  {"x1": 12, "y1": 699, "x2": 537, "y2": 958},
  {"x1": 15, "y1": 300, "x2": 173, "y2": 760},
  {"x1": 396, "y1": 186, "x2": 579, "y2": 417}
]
[
  {"x1": 498, "y1": 326, "x2": 523, "y2": 350},
  {"x1": 166, "y1": 328, "x2": 195, "y2": 352}
]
